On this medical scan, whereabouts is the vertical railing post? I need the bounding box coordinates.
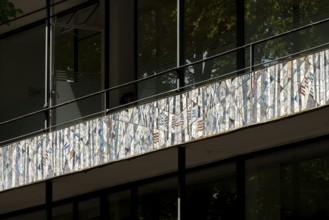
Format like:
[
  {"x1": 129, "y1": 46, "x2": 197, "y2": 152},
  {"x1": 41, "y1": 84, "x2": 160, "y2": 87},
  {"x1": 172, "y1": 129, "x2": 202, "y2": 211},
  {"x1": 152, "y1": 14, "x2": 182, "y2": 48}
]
[
  {"x1": 250, "y1": 44, "x2": 254, "y2": 73},
  {"x1": 45, "y1": 0, "x2": 53, "y2": 132}
]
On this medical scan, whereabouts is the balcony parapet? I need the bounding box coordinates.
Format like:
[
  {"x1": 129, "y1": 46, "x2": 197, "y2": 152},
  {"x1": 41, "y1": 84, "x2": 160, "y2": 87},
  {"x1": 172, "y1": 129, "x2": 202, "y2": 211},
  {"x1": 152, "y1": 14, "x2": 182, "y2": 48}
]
[{"x1": 0, "y1": 49, "x2": 329, "y2": 192}]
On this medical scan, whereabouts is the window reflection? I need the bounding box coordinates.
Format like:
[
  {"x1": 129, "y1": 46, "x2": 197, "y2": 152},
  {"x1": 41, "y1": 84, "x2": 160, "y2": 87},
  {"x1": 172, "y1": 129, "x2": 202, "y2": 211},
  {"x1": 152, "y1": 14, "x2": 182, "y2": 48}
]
[
  {"x1": 0, "y1": 25, "x2": 45, "y2": 142},
  {"x1": 137, "y1": 0, "x2": 177, "y2": 77},
  {"x1": 137, "y1": 0, "x2": 177, "y2": 100},
  {"x1": 0, "y1": 0, "x2": 45, "y2": 33},
  {"x1": 53, "y1": 3, "x2": 103, "y2": 126},
  {"x1": 108, "y1": 190, "x2": 131, "y2": 220},
  {"x1": 185, "y1": 0, "x2": 237, "y2": 85},
  {"x1": 138, "y1": 178, "x2": 177, "y2": 220},
  {"x1": 246, "y1": 144, "x2": 329, "y2": 220},
  {"x1": 245, "y1": 0, "x2": 329, "y2": 66},
  {"x1": 186, "y1": 164, "x2": 238, "y2": 220},
  {"x1": 79, "y1": 198, "x2": 100, "y2": 220},
  {"x1": 3, "y1": 210, "x2": 45, "y2": 220},
  {"x1": 53, "y1": 203, "x2": 73, "y2": 220}
]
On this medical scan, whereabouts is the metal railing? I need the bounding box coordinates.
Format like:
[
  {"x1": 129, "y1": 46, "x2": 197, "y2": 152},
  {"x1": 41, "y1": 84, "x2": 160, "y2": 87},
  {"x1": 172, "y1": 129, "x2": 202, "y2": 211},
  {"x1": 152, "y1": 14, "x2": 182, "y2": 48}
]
[
  {"x1": 0, "y1": 0, "x2": 99, "y2": 27},
  {"x1": 1, "y1": 10, "x2": 329, "y2": 145}
]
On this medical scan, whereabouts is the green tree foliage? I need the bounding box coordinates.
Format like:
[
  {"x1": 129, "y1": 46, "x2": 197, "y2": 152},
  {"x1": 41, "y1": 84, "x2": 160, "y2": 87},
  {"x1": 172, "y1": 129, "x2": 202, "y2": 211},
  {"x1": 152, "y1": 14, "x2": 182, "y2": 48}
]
[
  {"x1": 138, "y1": 1, "x2": 177, "y2": 76},
  {"x1": 0, "y1": 0, "x2": 22, "y2": 25},
  {"x1": 184, "y1": 0, "x2": 236, "y2": 84},
  {"x1": 246, "y1": 155, "x2": 329, "y2": 220},
  {"x1": 246, "y1": 0, "x2": 329, "y2": 64},
  {"x1": 137, "y1": 0, "x2": 236, "y2": 86},
  {"x1": 54, "y1": 5, "x2": 102, "y2": 84},
  {"x1": 138, "y1": 0, "x2": 329, "y2": 86}
]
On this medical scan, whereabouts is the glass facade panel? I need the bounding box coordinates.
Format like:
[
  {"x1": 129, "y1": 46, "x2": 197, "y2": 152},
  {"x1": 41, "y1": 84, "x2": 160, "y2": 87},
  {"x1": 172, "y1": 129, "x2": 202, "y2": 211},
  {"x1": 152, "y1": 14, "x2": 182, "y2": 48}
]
[
  {"x1": 137, "y1": 178, "x2": 177, "y2": 220},
  {"x1": 53, "y1": 0, "x2": 93, "y2": 15},
  {"x1": 108, "y1": 190, "x2": 131, "y2": 220},
  {"x1": 3, "y1": 210, "x2": 45, "y2": 220},
  {"x1": 245, "y1": 0, "x2": 329, "y2": 66},
  {"x1": 0, "y1": 25, "x2": 45, "y2": 142},
  {"x1": 0, "y1": 0, "x2": 45, "y2": 33},
  {"x1": 2, "y1": 3, "x2": 329, "y2": 220},
  {"x1": 186, "y1": 164, "x2": 238, "y2": 220},
  {"x1": 246, "y1": 144, "x2": 329, "y2": 220},
  {"x1": 137, "y1": 71, "x2": 178, "y2": 101},
  {"x1": 137, "y1": 0, "x2": 177, "y2": 99},
  {"x1": 137, "y1": 0, "x2": 177, "y2": 76},
  {"x1": 79, "y1": 198, "x2": 100, "y2": 220},
  {"x1": 53, "y1": 3, "x2": 103, "y2": 126},
  {"x1": 185, "y1": 0, "x2": 236, "y2": 84},
  {"x1": 53, "y1": 204, "x2": 73, "y2": 220}
]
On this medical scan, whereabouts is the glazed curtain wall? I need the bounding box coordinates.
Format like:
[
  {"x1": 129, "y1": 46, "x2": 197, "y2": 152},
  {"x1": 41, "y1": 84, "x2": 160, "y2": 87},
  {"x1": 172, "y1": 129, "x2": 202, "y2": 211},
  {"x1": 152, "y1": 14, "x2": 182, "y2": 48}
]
[
  {"x1": 0, "y1": 0, "x2": 104, "y2": 142},
  {"x1": 137, "y1": 0, "x2": 329, "y2": 88},
  {"x1": 53, "y1": 3, "x2": 103, "y2": 127},
  {"x1": 0, "y1": 24, "x2": 46, "y2": 142},
  {"x1": 1, "y1": 0, "x2": 329, "y2": 143},
  {"x1": 0, "y1": 48, "x2": 329, "y2": 193}
]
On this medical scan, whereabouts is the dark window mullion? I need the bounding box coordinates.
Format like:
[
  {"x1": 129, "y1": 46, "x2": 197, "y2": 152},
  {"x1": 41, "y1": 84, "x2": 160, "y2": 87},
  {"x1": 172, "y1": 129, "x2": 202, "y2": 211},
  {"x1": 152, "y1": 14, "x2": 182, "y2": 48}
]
[
  {"x1": 236, "y1": 0, "x2": 245, "y2": 73},
  {"x1": 237, "y1": 158, "x2": 246, "y2": 220}
]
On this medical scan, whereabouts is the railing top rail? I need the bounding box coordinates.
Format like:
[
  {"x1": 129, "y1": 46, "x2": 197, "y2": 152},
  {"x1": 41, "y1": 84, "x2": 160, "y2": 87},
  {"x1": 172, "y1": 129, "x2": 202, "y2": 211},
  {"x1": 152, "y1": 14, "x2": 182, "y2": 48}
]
[
  {"x1": 0, "y1": 0, "x2": 100, "y2": 27},
  {"x1": 1, "y1": 3, "x2": 329, "y2": 144},
  {"x1": 1, "y1": 40, "x2": 329, "y2": 145},
  {"x1": 1, "y1": 16, "x2": 329, "y2": 126}
]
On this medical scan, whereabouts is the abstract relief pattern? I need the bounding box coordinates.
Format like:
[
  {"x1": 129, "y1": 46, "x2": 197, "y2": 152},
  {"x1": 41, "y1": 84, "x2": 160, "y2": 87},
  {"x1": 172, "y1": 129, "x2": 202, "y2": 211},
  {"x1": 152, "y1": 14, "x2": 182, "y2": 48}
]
[{"x1": 1, "y1": 49, "x2": 329, "y2": 191}]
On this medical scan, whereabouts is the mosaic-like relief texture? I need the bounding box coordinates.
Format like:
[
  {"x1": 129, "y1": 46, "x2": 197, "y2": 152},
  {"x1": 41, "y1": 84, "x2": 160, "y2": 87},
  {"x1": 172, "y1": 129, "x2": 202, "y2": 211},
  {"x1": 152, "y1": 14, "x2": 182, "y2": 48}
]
[{"x1": 0, "y1": 49, "x2": 329, "y2": 191}]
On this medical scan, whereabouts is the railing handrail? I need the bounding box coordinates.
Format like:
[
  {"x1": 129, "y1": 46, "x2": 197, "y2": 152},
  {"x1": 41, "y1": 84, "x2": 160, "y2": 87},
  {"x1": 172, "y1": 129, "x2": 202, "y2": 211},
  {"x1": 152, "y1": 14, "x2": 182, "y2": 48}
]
[
  {"x1": 1, "y1": 9, "x2": 329, "y2": 145},
  {"x1": 0, "y1": 0, "x2": 100, "y2": 27},
  {"x1": 1, "y1": 41, "x2": 329, "y2": 145}
]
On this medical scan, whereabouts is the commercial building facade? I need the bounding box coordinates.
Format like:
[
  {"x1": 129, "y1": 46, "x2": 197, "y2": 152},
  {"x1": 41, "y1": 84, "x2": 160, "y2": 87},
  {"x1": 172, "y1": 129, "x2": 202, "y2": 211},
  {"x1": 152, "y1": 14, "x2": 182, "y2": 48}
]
[{"x1": 1, "y1": 0, "x2": 329, "y2": 219}]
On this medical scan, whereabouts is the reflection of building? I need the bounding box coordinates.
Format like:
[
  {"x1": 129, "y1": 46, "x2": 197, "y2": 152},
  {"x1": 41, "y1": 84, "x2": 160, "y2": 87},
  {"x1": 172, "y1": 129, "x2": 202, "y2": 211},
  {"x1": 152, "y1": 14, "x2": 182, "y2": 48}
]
[{"x1": 1, "y1": 0, "x2": 329, "y2": 219}]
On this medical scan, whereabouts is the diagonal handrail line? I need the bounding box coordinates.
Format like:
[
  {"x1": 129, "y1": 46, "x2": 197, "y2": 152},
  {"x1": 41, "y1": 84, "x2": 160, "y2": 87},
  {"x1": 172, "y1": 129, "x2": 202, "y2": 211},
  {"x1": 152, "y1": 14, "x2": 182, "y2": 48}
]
[
  {"x1": 1, "y1": 40, "x2": 329, "y2": 146},
  {"x1": 1, "y1": 16, "x2": 329, "y2": 142},
  {"x1": 1, "y1": 17, "x2": 329, "y2": 127},
  {"x1": 0, "y1": 0, "x2": 100, "y2": 27},
  {"x1": 0, "y1": 0, "x2": 66, "y2": 26}
]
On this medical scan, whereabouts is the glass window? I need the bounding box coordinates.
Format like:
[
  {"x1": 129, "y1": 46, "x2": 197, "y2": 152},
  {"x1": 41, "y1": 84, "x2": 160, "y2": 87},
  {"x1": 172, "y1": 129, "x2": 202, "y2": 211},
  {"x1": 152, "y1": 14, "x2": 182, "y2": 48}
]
[
  {"x1": 3, "y1": 210, "x2": 45, "y2": 220},
  {"x1": 137, "y1": 0, "x2": 177, "y2": 77},
  {"x1": 53, "y1": 203, "x2": 73, "y2": 220},
  {"x1": 53, "y1": 3, "x2": 103, "y2": 127},
  {"x1": 246, "y1": 142, "x2": 329, "y2": 220},
  {"x1": 53, "y1": 0, "x2": 92, "y2": 15},
  {"x1": 0, "y1": 0, "x2": 45, "y2": 33},
  {"x1": 245, "y1": 0, "x2": 329, "y2": 66},
  {"x1": 138, "y1": 178, "x2": 177, "y2": 220},
  {"x1": 79, "y1": 198, "x2": 100, "y2": 220},
  {"x1": 0, "y1": 24, "x2": 45, "y2": 142},
  {"x1": 137, "y1": 0, "x2": 177, "y2": 100},
  {"x1": 186, "y1": 163, "x2": 238, "y2": 220},
  {"x1": 108, "y1": 0, "x2": 136, "y2": 108},
  {"x1": 108, "y1": 190, "x2": 131, "y2": 220},
  {"x1": 185, "y1": 0, "x2": 237, "y2": 85}
]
